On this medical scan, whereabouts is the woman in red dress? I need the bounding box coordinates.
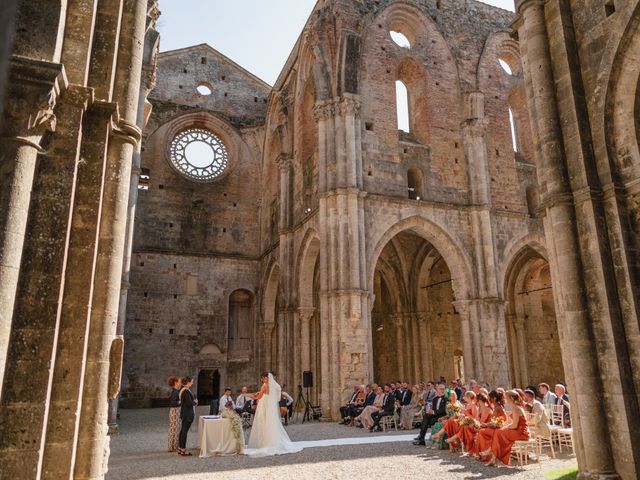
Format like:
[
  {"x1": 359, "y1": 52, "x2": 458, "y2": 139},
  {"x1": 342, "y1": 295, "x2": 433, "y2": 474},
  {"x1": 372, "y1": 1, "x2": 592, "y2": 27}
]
[
  {"x1": 459, "y1": 392, "x2": 492, "y2": 453},
  {"x1": 474, "y1": 390, "x2": 507, "y2": 461},
  {"x1": 441, "y1": 391, "x2": 477, "y2": 450},
  {"x1": 484, "y1": 390, "x2": 530, "y2": 466}
]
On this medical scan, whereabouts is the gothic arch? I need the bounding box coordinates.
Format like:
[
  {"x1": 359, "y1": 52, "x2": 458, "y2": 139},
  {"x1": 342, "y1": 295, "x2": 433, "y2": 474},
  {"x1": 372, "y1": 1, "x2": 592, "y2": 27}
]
[
  {"x1": 368, "y1": 215, "x2": 474, "y2": 302},
  {"x1": 499, "y1": 232, "x2": 547, "y2": 298},
  {"x1": 296, "y1": 228, "x2": 320, "y2": 308},
  {"x1": 606, "y1": 3, "x2": 640, "y2": 186},
  {"x1": 502, "y1": 242, "x2": 564, "y2": 386}
]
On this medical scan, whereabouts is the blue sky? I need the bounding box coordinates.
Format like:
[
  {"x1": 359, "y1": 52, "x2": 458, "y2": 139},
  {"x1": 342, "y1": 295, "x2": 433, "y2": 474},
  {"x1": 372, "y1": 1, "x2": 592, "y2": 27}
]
[{"x1": 157, "y1": 1, "x2": 516, "y2": 85}]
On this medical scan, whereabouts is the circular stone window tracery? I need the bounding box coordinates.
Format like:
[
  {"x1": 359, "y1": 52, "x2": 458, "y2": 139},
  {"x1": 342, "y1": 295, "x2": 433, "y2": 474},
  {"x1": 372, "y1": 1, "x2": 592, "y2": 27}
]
[{"x1": 169, "y1": 128, "x2": 228, "y2": 181}]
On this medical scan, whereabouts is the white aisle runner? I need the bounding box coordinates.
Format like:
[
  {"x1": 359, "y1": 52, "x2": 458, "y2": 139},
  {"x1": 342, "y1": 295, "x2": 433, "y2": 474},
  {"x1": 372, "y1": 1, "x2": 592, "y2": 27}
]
[{"x1": 291, "y1": 433, "x2": 420, "y2": 449}]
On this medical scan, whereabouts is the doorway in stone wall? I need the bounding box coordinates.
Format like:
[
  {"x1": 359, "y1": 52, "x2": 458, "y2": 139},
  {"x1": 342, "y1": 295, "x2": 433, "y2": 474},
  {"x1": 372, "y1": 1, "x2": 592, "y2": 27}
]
[{"x1": 197, "y1": 368, "x2": 221, "y2": 405}]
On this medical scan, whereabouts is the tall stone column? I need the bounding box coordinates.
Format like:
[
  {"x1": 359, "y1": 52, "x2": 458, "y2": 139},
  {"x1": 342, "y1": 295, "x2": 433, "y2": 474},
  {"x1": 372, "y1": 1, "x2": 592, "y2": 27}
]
[
  {"x1": 297, "y1": 307, "x2": 315, "y2": 383},
  {"x1": 0, "y1": 59, "x2": 66, "y2": 392},
  {"x1": 391, "y1": 314, "x2": 405, "y2": 379},
  {"x1": 452, "y1": 300, "x2": 477, "y2": 381},
  {"x1": 109, "y1": 21, "x2": 159, "y2": 430},
  {"x1": 0, "y1": 83, "x2": 90, "y2": 479},
  {"x1": 275, "y1": 152, "x2": 296, "y2": 390},
  {"x1": 41, "y1": 99, "x2": 117, "y2": 480},
  {"x1": 461, "y1": 92, "x2": 510, "y2": 386},
  {"x1": 316, "y1": 95, "x2": 369, "y2": 418},
  {"x1": 511, "y1": 314, "x2": 529, "y2": 386},
  {"x1": 514, "y1": 1, "x2": 618, "y2": 476},
  {"x1": 74, "y1": 1, "x2": 147, "y2": 478}
]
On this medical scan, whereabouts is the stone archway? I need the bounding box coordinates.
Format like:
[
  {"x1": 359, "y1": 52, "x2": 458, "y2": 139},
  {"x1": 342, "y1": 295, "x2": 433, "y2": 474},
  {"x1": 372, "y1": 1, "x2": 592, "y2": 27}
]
[
  {"x1": 297, "y1": 232, "x2": 321, "y2": 403},
  {"x1": 503, "y1": 246, "x2": 565, "y2": 387},
  {"x1": 370, "y1": 230, "x2": 462, "y2": 384}
]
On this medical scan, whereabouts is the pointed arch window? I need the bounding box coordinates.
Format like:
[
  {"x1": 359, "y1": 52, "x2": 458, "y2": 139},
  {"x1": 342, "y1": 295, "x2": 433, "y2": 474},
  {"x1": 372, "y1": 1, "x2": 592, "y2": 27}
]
[
  {"x1": 509, "y1": 108, "x2": 519, "y2": 153},
  {"x1": 396, "y1": 80, "x2": 410, "y2": 132}
]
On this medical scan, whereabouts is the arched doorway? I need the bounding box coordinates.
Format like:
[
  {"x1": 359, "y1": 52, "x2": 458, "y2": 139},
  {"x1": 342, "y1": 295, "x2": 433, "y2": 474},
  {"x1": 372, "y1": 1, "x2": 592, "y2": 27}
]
[
  {"x1": 504, "y1": 247, "x2": 564, "y2": 386},
  {"x1": 197, "y1": 368, "x2": 220, "y2": 405},
  {"x1": 371, "y1": 231, "x2": 462, "y2": 384}
]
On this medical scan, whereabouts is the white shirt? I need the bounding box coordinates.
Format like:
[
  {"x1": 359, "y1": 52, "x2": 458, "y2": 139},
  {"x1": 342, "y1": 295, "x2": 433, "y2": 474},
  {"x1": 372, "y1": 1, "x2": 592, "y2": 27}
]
[
  {"x1": 281, "y1": 391, "x2": 293, "y2": 406},
  {"x1": 219, "y1": 394, "x2": 234, "y2": 412},
  {"x1": 236, "y1": 394, "x2": 250, "y2": 409}
]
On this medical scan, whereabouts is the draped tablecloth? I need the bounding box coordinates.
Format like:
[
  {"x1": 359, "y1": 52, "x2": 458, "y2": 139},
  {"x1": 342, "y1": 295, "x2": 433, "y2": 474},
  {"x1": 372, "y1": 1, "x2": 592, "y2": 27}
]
[{"x1": 198, "y1": 416, "x2": 245, "y2": 457}]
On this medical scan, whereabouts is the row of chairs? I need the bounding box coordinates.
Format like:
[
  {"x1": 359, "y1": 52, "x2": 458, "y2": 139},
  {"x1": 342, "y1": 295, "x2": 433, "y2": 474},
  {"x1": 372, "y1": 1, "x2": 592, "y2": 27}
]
[{"x1": 511, "y1": 404, "x2": 573, "y2": 466}]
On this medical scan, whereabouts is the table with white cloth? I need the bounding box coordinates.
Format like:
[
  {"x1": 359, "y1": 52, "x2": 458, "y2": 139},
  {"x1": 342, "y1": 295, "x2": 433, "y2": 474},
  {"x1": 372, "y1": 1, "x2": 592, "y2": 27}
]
[{"x1": 198, "y1": 415, "x2": 245, "y2": 457}]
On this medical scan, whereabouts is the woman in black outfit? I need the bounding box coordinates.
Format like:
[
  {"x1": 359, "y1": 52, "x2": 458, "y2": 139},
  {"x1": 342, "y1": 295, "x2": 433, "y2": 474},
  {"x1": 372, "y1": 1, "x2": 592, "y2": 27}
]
[
  {"x1": 178, "y1": 376, "x2": 196, "y2": 456},
  {"x1": 167, "y1": 376, "x2": 182, "y2": 452}
]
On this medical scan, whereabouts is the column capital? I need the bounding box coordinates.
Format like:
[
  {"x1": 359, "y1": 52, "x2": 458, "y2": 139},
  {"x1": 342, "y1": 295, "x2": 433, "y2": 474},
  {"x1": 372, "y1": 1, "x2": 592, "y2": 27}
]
[
  {"x1": 313, "y1": 100, "x2": 336, "y2": 122},
  {"x1": 461, "y1": 118, "x2": 487, "y2": 140},
  {"x1": 276, "y1": 153, "x2": 292, "y2": 171},
  {"x1": 515, "y1": 0, "x2": 544, "y2": 15},
  {"x1": 2, "y1": 57, "x2": 68, "y2": 143},
  {"x1": 297, "y1": 306, "x2": 315, "y2": 322},
  {"x1": 337, "y1": 96, "x2": 361, "y2": 118}
]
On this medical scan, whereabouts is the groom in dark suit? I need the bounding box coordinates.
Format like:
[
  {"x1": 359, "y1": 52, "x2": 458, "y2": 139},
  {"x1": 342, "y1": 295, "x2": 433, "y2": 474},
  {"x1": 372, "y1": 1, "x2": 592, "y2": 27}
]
[{"x1": 413, "y1": 383, "x2": 447, "y2": 445}]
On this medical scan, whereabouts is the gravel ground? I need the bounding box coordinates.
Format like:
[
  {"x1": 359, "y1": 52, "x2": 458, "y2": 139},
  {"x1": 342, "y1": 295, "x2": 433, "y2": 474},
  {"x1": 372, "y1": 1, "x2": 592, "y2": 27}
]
[{"x1": 107, "y1": 407, "x2": 577, "y2": 479}]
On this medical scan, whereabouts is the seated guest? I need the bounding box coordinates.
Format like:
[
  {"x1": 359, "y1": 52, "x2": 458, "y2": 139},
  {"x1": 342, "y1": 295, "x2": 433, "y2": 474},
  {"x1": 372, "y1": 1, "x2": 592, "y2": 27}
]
[
  {"x1": 235, "y1": 386, "x2": 253, "y2": 415},
  {"x1": 399, "y1": 382, "x2": 412, "y2": 408},
  {"x1": 469, "y1": 379, "x2": 480, "y2": 396},
  {"x1": 524, "y1": 389, "x2": 550, "y2": 439},
  {"x1": 357, "y1": 386, "x2": 384, "y2": 430},
  {"x1": 452, "y1": 380, "x2": 463, "y2": 401},
  {"x1": 219, "y1": 388, "x2": 234, "y2": 414},
  {"x1": 340, "y1": 385, "x2": 361, "y2": 424},
  {"x1": 399, "y1": 386, "x2": 420, "y2": 430},
  {"x1": 424, "y1": 381, "x2": 437, "y2": 403},
  {"x1": 371, "y1": 384, "x2": 395, "y2": 432},
  {"x1": 427, "y1": 390, "x2": 462, "y2": 449},
  {"x1": 365, "y1": 383, "x2": 378, "y2": 405},
  {"x1": 417, "y1": 382, "x2": 426, "y2": 401},
  {"x1": 554, "y1": 384, "x2": 571, "y2": 426},
  {"x1": 538, "y1": 382, "x2": 557, "y2": 405},
  {"x1": 413, "y1": 384, "x2": 447, "y2": 445},
  {"x1": 438, "y1": 391, "x2": 477, "y2": 450},
  {"x1": 482, "y1": 390, "x2": 530, "y2": 466},
  {"x1": 279, "y1": 390, "x2": 294, "y2": 425},
  {"x1": 345, "y1": 385, "x2": 367, "y2": 426},
  {"x1": 474, "y1": 390, "x2": 507, "y2": 460},
  {"x1": 460, "y1": 392, "x2": 492, "y2": 453}
]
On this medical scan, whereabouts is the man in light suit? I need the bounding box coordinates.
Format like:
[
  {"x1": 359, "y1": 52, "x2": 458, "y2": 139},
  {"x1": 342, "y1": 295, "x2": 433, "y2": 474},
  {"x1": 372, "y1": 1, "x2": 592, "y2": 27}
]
[{"x1": 524, "y1": 389, "x2": 550, "y2": 438}]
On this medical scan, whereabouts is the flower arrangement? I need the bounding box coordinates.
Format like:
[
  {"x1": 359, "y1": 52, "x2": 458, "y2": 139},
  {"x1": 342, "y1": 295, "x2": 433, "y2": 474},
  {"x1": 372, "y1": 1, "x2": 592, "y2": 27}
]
[
  {"x1": 462, "y1": 416, "x2": 481, "y2": 430},
  {"x1": 489, "y1": 416, "x2": 506, "y2": 429},
  {"x1": 221, "y1": 407, "x2": 243, "y2": 452}
]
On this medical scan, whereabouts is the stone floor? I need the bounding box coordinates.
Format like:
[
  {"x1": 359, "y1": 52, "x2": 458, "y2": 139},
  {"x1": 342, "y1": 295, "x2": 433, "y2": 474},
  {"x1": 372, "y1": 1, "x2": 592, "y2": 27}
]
[{"x1": 107, "y1": 407, "x2": 577, "y2": 479}]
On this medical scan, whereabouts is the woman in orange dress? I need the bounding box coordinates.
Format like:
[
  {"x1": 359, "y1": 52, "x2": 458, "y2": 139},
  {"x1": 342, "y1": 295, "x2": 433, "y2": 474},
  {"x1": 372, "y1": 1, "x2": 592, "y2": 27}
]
[
  {"x1": 474, "y1": 390, "x2": 507, "y2": 461},
  {"x1": 484, "y1": 390, "x2": 530, "y2": 466},
  {"x1": 441, "y1": 391, "x2": 477, "y2": 450},
  {"x1": 459, "y1": 392, "x2": 492, "y2": 453}
]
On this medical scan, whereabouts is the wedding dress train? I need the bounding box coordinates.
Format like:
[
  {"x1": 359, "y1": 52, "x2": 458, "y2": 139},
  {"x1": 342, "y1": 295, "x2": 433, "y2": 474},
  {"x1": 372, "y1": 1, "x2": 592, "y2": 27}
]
[{"x1": 244, "y1": 373, "x2": 303, "y2": 457}]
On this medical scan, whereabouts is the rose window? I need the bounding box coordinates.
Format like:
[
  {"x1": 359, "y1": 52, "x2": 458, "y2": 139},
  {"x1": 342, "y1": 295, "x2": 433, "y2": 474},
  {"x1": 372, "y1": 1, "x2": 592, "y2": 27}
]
[{"x1": 169, "y1": 128, "x2": 228, "y2": 181}]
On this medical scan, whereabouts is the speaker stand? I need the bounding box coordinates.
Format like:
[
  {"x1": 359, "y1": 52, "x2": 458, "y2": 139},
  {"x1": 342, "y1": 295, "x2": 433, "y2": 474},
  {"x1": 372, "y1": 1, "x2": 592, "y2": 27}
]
[{"x1": 293, "y1": 385, "x2": 312, "y2": 424}]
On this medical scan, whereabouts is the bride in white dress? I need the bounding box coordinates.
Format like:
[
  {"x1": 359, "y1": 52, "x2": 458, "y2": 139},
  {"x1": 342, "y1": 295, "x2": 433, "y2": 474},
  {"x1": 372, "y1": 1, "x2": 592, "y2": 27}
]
[{"x1": 245, "y1": 372, "x2": 303, "y2": 457}]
